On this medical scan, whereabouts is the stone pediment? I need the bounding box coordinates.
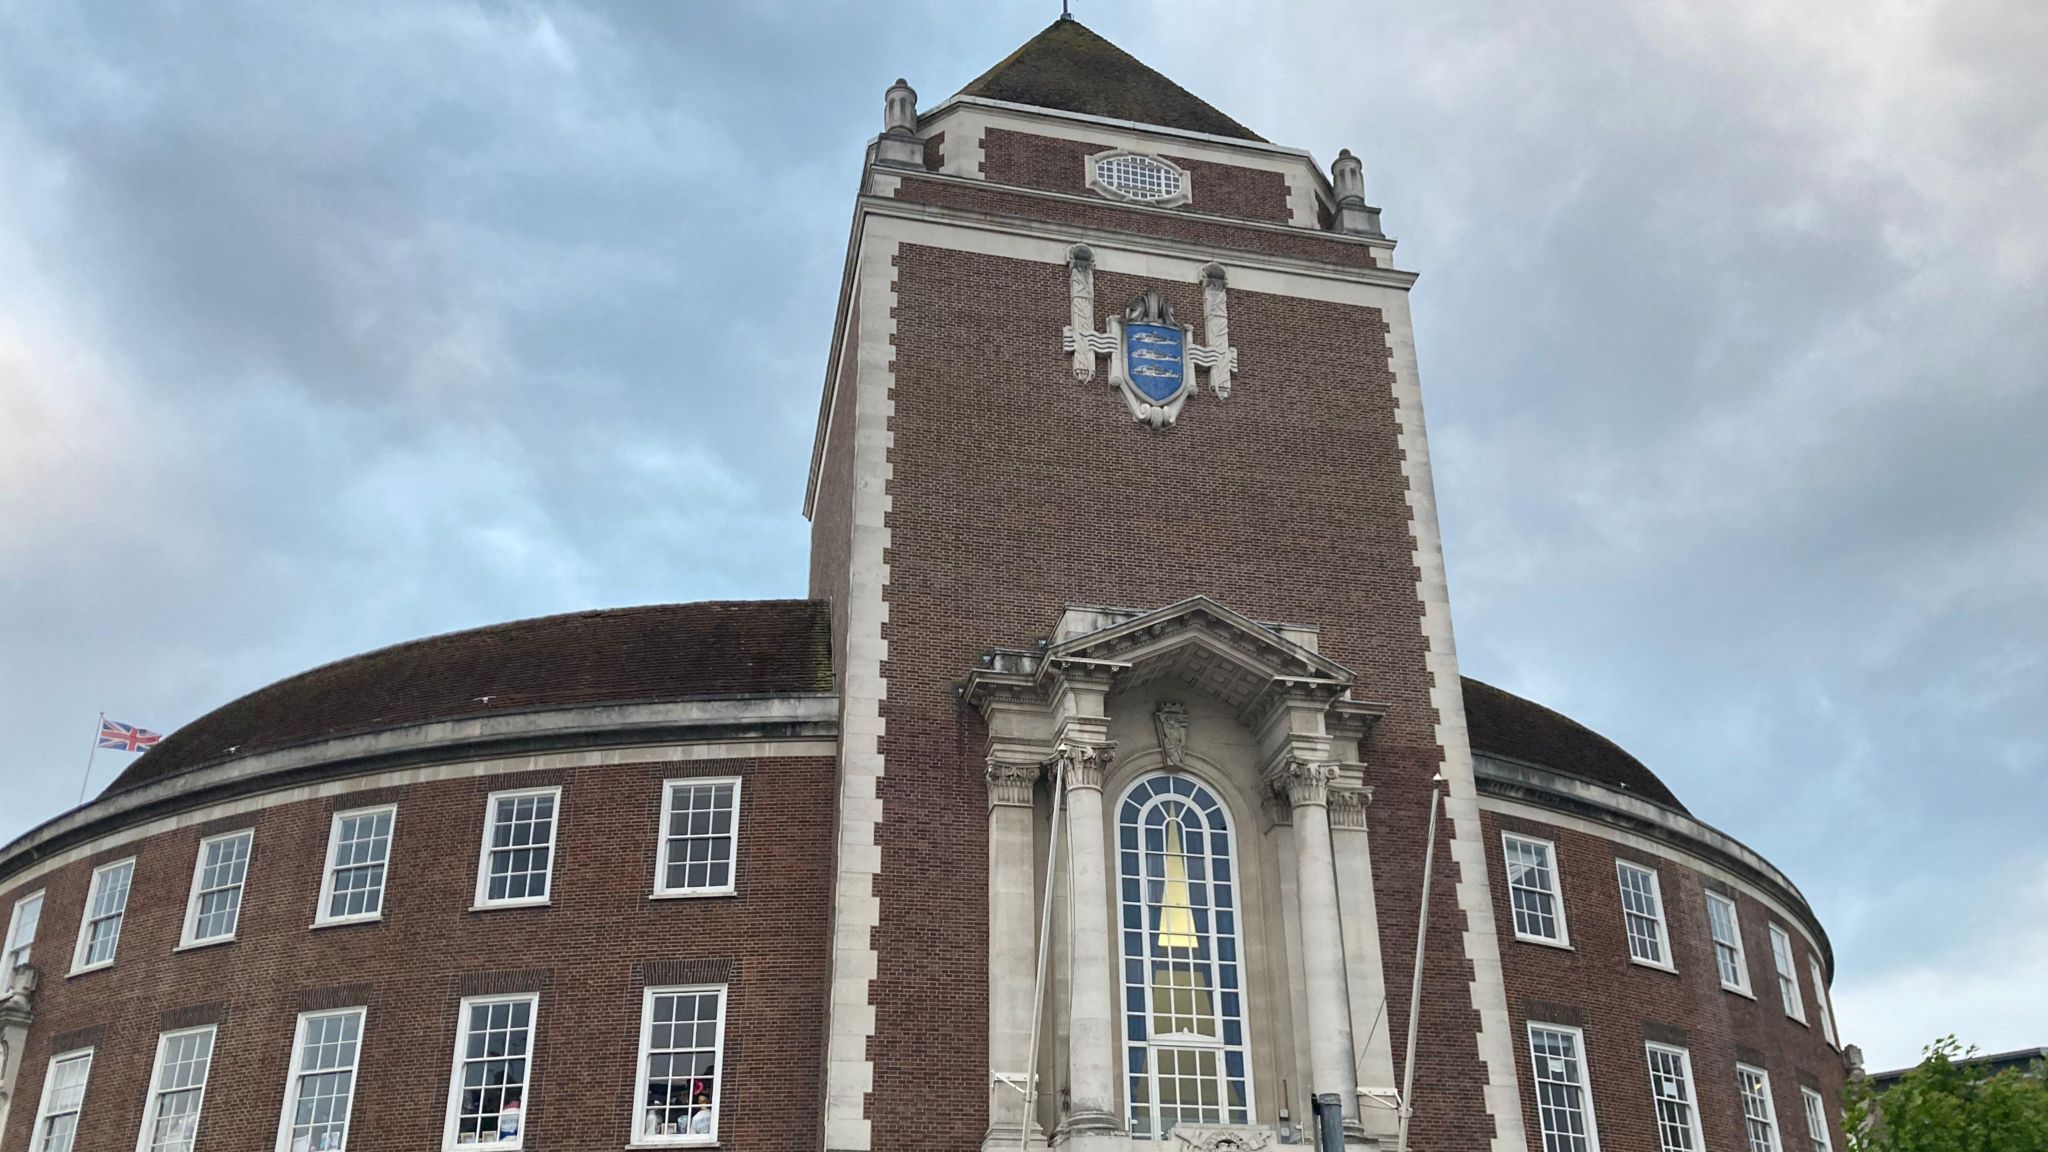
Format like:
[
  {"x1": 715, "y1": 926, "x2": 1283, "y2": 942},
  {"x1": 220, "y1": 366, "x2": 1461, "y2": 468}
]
[{"x1": 965, "y1": 597, "x2": 1361, "y2": 729}]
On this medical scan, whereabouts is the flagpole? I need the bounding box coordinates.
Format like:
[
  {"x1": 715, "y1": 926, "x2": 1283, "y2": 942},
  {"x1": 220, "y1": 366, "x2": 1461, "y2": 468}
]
[{"x1": 78, "y1": 711, "x2": 104, "y2": 805}]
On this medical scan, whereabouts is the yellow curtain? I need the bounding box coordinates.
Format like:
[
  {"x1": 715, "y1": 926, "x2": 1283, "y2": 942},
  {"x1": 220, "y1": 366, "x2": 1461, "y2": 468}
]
[{"x1": 1156, "y1": 817, "x2": 1199, "y2": 950}]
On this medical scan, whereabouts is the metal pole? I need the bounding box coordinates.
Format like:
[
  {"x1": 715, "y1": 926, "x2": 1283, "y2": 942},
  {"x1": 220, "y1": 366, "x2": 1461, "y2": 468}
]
[
  {"x1": 77, "y1": 712, "x2": 104, "y2": 805},
  {"x1": 1395, "y1": 781, "x2": 1443, "y2": 1152},
  {"x1": 1020, "y1": 749, "x2": 1069, "y2": 1152}
]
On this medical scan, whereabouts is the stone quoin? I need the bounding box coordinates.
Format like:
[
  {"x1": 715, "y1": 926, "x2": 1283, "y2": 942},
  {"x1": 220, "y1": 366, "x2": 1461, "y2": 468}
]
[{"x1": 0, "y1": 17, "x2": 1844, "y2": 1152}]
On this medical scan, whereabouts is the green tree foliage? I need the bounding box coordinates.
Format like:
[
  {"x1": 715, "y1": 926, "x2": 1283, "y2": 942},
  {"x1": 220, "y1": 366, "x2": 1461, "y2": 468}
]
[{"x1": 1847, "y1": 1037, "x2": 2048, "y2": 1152}]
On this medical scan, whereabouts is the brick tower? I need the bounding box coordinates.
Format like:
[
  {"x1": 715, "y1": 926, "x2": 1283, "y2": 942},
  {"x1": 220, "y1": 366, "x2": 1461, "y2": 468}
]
[{"x1": 805, "y1": 16, "x2": 1521, "y2": 1152}]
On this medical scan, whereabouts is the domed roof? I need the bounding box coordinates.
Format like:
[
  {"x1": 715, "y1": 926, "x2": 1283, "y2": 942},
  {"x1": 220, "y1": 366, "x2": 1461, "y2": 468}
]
[
  {"x1": 110, "y1": 600, "x2": 833, "y2": 795},
  {"x1": 1460, "y1": 676, "x2": 1687, "y2": 813}
]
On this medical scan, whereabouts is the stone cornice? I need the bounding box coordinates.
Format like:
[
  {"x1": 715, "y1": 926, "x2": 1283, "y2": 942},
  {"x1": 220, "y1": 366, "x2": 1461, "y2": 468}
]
[
  {"x1": 0, "y1": 695, "x2": 840, "y2": 888},
  {"x1": 1473, "y1": 752, "x2": 1835, "y2": 977}
]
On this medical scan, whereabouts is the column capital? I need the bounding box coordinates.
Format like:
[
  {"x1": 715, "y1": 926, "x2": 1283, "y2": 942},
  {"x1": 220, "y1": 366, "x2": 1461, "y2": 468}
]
[
  {"x1": 1328, "y1": 785, "x2": 1374, "y2": 830},
  {"x1": 1273, "y1": 759, "x2": 1339, "y2": 808},
  {"x1": 1053, "y1": 742, "x2": 1117, "y2": 791},
  {"x1": 986, "y1": 760, "x2": 1041, "y2": 809}
]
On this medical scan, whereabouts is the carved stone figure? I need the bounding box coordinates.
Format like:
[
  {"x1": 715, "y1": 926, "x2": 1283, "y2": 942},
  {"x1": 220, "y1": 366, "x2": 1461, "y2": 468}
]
[{"x1": 1154, "y1": 700, "x2": 1190, "y2": 769}]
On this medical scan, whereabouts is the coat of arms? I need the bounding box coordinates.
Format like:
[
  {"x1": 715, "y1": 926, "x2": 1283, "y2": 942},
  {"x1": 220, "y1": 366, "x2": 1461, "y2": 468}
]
[{"x1": 1062, "y1": 245, "x2": 1239, "y2": 429}]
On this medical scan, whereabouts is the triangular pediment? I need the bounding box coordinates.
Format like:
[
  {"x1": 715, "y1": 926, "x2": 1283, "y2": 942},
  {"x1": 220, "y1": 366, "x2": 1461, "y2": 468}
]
[{"x1": 1046, "y1": 597, "x2": 1352, "y2": 713}]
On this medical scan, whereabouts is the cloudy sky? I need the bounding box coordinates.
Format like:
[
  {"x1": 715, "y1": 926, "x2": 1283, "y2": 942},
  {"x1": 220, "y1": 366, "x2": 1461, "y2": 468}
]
[{"x1": 2, "y1": 0, "x2": 2042, "y2": 1071}]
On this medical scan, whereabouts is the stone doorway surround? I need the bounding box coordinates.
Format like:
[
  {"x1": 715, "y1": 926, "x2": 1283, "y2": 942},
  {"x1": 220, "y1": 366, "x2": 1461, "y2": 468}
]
[{"x1": 965, "y1": 597, "x2": 1399, "y2": 1150}]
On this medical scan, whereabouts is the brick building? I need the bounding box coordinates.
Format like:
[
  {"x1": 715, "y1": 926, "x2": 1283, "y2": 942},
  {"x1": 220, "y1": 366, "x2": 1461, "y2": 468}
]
[{"x1": 0, "y1": 17, "x2": 1845, "y2": 1152}]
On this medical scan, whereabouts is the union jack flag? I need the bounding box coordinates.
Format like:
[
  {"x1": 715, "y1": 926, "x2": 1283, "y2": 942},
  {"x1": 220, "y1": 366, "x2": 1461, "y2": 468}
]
[{"x1": 97, "y1": 718, "x2": 163, "y2": 752}]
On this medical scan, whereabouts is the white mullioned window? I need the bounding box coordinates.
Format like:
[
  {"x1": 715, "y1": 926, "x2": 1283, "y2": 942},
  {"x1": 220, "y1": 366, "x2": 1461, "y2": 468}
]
[
  {"x1": 1769, "y1": 924, "x2": 1807, "y2": 1022},
  {"x1": 1801, "y1": 1086, "x2": 1834, "y2": 1152},
  {"x1": 1116, "y1": 773, "x2": 1255, "y2": 1138},
  {"x1": 1503, "y1": 833, "x2": 1570, "y2": 945},
  {"x1": 70, "y1": 858, "x2": 135, "y2": 973},
  {"x1": 1090, "y1": 151, "x2": 1186, "y2": 203},
  {"x1": 138, "y1": 1025, "x2": 218, "y2": 1152},
  {"x1": 180, "y1": 829, "x2": 253, "y2": 947},
  {"x1": 1616, "y1": 861, "x2": 1672, "y2": 968},
  {"x1": 276, "y1": 1006, "x2": 366, "y2": 1152},
  {"x1": 1738, "y1": 1064, "x2": 1783, "y2": 1152},
  {"x1": 1528, "y1": 1023, "x2": 1599, "y2": 1152},
  {"x1": 316, "y1": 805, "x2": 396, "y2": 925},
  {"x1": 1705, "y1": 891, "x2": 1751, "y2": 994},
  {"x1": 1809, "y1": 956, "x2": 1838, "y2": 1047},
  {"x1": 474, "y1": 787, "x2": 561, "y2": 908},
  {"x1": 632, "y1": 985, "x2": 727, "y2": 1146},
  {"x1": 28, "y1": 1047, "x2": 93, "y2": 1152},
  {"x1": 655, "y1": 779, "x2": 740, "y2": 897},
  {"x1": 1644, "y1": 1043, "x2": 1705, "y2": 1152},
  {"x1": 3, "y1": 888, "x2": 43, "y2": 992},
  {"x1": 443, "y1": 993, "x2": 539, "y2": 1149}
]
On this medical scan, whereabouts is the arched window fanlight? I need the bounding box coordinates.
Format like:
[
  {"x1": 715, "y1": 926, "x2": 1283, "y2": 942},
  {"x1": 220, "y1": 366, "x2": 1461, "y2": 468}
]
[
  {"x1": 1116, "y1": 773, "x2": 1252, "y2": 1138},
  {"x1": 1088, "y1": 151, "x2": 1191, "y2": 206}
]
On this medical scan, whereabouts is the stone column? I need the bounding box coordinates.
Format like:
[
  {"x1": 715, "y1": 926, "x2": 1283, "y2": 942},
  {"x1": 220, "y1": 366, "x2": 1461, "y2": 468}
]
[
  {"x1": 986, "y1": 759, "x2": 1043, "y2": 1148},
  {"x1": 1056, "y1": 742, "x2": 1123, "y2": 1148},
  {"x1": 1330, "y1": 786, "x2": 1400, "y2": 1141},
  {"x1": 1279, "y1": 761, "x2": 1364, "y2": 1140}
]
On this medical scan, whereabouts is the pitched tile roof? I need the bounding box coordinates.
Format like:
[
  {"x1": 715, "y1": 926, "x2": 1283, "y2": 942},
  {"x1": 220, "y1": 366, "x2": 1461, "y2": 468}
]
[
  {"x1": 109, "y1": 601, "x2": 833, "y2": 794},
  {"x1": 1462, "y1": 676, "x2": 1688, "y2": 813},
  {"x1": 959, "y1": 17, "x2": 1264, "y2": 142}
]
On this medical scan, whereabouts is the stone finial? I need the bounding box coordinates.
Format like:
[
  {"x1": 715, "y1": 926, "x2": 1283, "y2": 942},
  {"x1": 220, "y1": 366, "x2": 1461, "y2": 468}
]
[
  {"x1": 1330, "y1": 148, "x2": 1383, "y2": 237},
  {"x1": 876, "y1": 78, "x2": 923, "y2": 167}
]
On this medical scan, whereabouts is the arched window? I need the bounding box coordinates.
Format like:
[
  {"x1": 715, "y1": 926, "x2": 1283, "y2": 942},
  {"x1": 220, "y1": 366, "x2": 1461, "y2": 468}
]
[{"x1": 1117, "y1": 773, "x2": 1252, "y2": 1138}]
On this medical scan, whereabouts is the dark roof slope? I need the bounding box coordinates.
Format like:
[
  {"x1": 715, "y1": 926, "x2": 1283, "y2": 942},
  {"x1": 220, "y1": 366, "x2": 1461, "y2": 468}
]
[
  {"x1": 110, "y1": 601, "x2": 833, "y2": 794},
  {"x1": 1461, "y1": 677, "x2": 1688, "y2": 812},
  {"x1": 959, "y1": 17, "x2": 1264, "y2": 142}
]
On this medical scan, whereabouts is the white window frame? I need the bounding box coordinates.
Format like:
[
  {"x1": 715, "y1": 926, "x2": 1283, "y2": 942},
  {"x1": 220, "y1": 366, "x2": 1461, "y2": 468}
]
[
  {"x1": 314, "y1": 805, "x2": 397, "y2": 927},
  {"x1": 136, "y1": 1024, "x2": 218, "y2": 1152},
  {"x1": 1705, "y1": 890, "x2": 1753, "y2": 996},
  {"x1": 1644, "y1": 1042, "x2": 1706, "y2": 1152},
  {"x1": 178, "y1": 829, "x2": 254, "y2": 949},
  {"x1": 1768, "y1": 924, "x2": 1807, "y2": 1023},
  {"x1": 1502, "y1": 832, "x2": 1571, "y2": 947},
  {"x1": 28, "y1": 1047, "x2": 94, "y2": 1152},
  {"x1": 1085, "y1": 149, "x2": 1193, "y2": 207},
  {"x1": 441, "y1": 992, "x2": 540, "y2": 1151},
  {"x1": 630, "y1": 984, "x2": 728, "y2": 1147},
  {"x1": 1800, "y1": 1086, "x2": 1834, "y2": 1152},
  {"x1": 274, "y1": 1005, "x2": 367, "y2": 1152},
  {"x1": 1738, "y1": 1064, "x2": 1784, "y2": 1152},
  {"x1": 70, "y1": 857, "x2": 136, "y2": 975},
  {"x1": 472, "y1": 787, "x2": 563, "y2": 910},
  {"x1": 1527, "y1": 1022, "x2": 1600, "y2": 1152},
  {"x1": 1809, "y1": 955, "x2": 1838, "y2": 1048},
  {"x1": 653, "y1": 778, "x2": 742, "y2": 898},
  {"x1": 1616, "y1": 860, "x2": 1674, "y2": 971},
  {"x1": 3, "y1": 888, "x2": 44, "y2": 993}
]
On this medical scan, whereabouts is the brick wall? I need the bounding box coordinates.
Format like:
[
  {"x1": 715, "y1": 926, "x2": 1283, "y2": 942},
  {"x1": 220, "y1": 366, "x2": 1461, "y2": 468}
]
[
  {"x1": 979, "y1": 128, "x2": 1294, "y2": 224},
  {"x1": 1484, "y1": 810, "x2": 1845, "y2": 1152},
  {"x1": 810, "y1": 296, "x2": 861, "y2": 684},
  {"x1": 0, "y1": 754, "x2": 834, "y2": 1152}
]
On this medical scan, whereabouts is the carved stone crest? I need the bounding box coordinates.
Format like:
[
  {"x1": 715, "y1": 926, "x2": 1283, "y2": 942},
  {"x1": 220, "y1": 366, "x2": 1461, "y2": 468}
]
[
  {"x1": 1171, "y1": 1126, "x2": 1274, "y2": 1152},
  {"x1": 1154, "y1": 701, "x2": 1190, "y2": 769},
  {"x1": 1063, "y1": 246, "x2": 1239, "y2": 428}
]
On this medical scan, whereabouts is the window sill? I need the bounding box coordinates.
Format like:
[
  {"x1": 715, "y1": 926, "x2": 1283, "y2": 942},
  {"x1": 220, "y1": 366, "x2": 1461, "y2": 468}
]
[
  {"x1": 1628, "y1": 957, "x2": 1679, "y2": 976},
  {"x1": 1721, "y1": 983, "x2": 1758, "y2": 1000},
  {"x1": 311, "y1": 914, "x2": 384, "y2": 930},
  {"x1": 649, "y1": 890, "x2": 737, "y2": 901},
  {"x1": 66, "y1": 959, "x2": 115, "y2": 978},
  {"x1": 173, "y1": 936, "x2": 236, "y2": 954},
  {"x1": 1512, "y1": 933, "x2": 1573, "y2": 952},
  {"x1": 1787, "y1": 1014, "x2": 1810, "y2": 1027},
  {"x1": 470, "y1": 899, "x2": 552, "y2": 913},
  {"x1": 629, "y1": 1137, "x2": 719, "y2": 1149}
]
